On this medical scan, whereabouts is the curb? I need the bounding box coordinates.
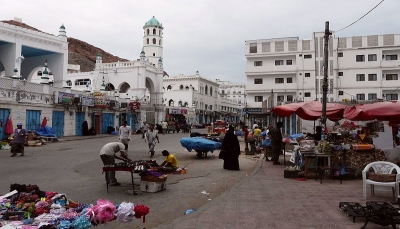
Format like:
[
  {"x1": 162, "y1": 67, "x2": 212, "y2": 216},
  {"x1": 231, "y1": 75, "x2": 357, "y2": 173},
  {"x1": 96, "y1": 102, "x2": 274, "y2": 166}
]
[{"x1": 56, "y1": 135, "x2": 115, "y2": 142}]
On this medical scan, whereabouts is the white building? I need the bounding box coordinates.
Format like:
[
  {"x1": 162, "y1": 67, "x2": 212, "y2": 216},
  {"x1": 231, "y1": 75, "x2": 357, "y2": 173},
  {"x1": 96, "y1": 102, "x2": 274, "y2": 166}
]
[
  {"x1": 217, "y1": 80, "x2": 246, "y2": 108},
  {"x1": 66, "y1": 16, "x2": 165, "y2": 125},
  {"x1": 163, "y1": 72, "x2": 240, "y2": 124},
  {"x1": 245, "y1": 32, "x2": 400, "y2": 134}
]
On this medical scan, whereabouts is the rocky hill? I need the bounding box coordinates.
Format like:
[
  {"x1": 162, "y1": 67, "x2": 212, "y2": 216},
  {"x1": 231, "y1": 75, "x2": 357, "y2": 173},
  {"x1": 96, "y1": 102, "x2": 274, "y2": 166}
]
[{"x1": 1, "y1": 20, "x2": 129, "y2": 72}]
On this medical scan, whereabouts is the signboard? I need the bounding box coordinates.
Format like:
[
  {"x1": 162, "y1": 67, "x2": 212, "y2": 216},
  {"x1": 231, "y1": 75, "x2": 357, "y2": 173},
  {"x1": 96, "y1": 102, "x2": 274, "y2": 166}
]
[
  {"x1": 80, "y1": 96, "x2": 94, "y2": 107},
  {"x1": 129, "y1": 102, "x2": 141, "y2": 111},
  {"x1": 247, "y1": 108, "x2": 263, "y2": 114},
  {"x1": 93, "y1": 92, "x2": 107, "y2": 108},
  {"x1": 169, "y1": 108, "x2": 188, "y2": 114},
  {"x1": 58, "y1": 92, "x2": 75, "y2": 105}
]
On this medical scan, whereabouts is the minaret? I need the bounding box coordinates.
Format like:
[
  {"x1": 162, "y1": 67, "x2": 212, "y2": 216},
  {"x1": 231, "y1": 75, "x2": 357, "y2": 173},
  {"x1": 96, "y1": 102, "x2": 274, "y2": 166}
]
[
  {"x1": 11, "y1": 68, "x2": 20, "y2": 79},
  {"x1": 41, "y1": 60, "x2": 50, "y2": 85},
  {"x1": 157, "y1": 57, "x2": 163, "y2": 69},
  {"x1": 58, "y1": 24, "x2": 67, "y2": 41},
  {"x1": 143, "y1": 16, "x2": 163, "y2": 65},
  {"x1": 96, "y1": 53, "x2": 103, "y2": 67}
]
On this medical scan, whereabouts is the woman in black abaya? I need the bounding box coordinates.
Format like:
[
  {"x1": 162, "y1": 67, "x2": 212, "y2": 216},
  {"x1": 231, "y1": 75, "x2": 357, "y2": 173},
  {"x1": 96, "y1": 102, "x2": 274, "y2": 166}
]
[{"x1": 220, "y1": 126, "x2": 240, "y2": 170}]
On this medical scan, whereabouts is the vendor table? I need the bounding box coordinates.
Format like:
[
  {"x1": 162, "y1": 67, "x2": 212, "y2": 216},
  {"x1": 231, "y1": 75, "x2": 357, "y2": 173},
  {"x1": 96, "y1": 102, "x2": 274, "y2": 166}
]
[
  {"x1": 102, "y1": 167, "x2": 135, "y2": 193},
  {"x1": 302, "y1": 152, "x2": 331, "y2": 178}
]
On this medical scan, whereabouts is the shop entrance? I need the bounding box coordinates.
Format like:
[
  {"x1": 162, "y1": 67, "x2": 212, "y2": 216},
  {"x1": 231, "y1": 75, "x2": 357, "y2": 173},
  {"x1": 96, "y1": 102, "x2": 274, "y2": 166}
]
[
  {"x1": 75, "y1": 112, "x2": 85, "y2": 135},
  {"x1": 26, "y1": 110, "x2": 41, "y2": 132},
  {"x1": 52, "y1": 111, "x2": 65, "y2": 137}
]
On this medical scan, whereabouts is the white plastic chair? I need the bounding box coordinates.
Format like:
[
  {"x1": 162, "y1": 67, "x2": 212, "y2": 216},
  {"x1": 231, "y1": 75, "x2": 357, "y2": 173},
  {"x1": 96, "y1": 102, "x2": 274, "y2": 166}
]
[{"x1": 362, "y1": 161, "x2": 400, "y2": 201}]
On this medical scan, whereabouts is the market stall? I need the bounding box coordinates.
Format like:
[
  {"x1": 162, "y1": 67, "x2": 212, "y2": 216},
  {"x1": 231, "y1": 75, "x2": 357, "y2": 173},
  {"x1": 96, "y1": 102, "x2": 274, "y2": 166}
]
[{"x1": 0, "y1": 184, "x2": 149, "y2": 229}]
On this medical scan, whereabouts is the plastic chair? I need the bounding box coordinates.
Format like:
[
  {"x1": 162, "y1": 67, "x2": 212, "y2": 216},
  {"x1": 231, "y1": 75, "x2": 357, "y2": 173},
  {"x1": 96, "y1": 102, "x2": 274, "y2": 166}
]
[{"x1": 362, "y1": 161, "x2": 400, "y2": 201}]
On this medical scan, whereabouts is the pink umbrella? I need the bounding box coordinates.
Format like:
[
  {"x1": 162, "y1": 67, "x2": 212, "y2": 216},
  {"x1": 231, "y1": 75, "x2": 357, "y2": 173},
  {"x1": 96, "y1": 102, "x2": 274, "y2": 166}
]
[
  {"x1": 344, "y1": 101, "x2": 400, "y2": 121},
  {"x1": 272, "y1": 100, "x2": 348, "y2": 121}
]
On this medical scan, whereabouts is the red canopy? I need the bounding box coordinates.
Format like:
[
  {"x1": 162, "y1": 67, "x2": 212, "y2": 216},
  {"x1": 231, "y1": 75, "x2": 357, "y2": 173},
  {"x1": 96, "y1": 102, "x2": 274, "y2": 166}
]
[
  {"x1": 344, "y1": 101, "x2": 400, "y2": 121},
  {"x1": 272, "y1": 101, "x2": 348, "y2": 121}
]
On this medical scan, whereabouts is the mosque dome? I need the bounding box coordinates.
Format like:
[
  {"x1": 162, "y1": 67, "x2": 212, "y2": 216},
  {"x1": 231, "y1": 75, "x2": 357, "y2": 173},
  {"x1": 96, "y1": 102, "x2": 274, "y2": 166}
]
[
  {"x1": 143, "y1": 16, "x2": 163, "y2": 28},
  {"x1": 60, "y1": 24, "x2": 66, "y2": 30}
]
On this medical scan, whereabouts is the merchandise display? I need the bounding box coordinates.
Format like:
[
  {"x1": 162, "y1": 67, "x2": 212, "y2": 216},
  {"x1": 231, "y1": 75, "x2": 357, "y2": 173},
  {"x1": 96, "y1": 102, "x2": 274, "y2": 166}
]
[{"x1": 0, "y1": 184, "x2": 149, "y2": 228}]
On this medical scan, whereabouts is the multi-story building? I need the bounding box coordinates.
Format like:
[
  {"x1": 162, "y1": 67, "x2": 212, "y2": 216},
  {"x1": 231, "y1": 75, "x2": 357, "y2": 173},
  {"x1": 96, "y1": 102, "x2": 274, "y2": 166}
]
[
  {"x1": 245, "y1": 32, "x2": 400, "y2": 134},
  {"x1": 163, "y1": 72, "x2": 241, "y2": 124},
  {"x1": 217, "y1": 80, "x2": 246, "y2": 108}
]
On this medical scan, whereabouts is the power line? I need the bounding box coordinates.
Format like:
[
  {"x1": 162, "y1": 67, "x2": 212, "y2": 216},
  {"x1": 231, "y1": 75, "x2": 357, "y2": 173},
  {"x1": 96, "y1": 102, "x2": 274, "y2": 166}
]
[{"x1": 335, "y1": 0, "x2": 385, "y2": 32}]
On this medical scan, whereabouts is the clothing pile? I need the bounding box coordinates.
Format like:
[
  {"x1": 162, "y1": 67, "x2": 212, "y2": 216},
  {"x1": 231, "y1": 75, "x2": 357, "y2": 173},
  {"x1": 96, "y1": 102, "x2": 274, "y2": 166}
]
[
  {"x1": 0, "y1": 184, "x2": 150, "y2": 228},
  {"x1": 113, "y1": 160, "x2": 159, "y2": 173}
]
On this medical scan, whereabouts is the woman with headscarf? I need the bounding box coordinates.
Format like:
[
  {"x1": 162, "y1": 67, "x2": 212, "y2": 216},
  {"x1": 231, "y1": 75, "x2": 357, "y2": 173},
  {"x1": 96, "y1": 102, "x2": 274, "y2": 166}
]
[{"x1": 220, "y1": 125, "x2": 240, "y2": 170}]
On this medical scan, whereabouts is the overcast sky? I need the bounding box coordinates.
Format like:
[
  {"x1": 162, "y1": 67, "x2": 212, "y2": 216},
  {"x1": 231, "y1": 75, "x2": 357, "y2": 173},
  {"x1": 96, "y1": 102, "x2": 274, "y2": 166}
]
[{"x1": 3, "y1": 0, "x2": 399, "y2": 83}]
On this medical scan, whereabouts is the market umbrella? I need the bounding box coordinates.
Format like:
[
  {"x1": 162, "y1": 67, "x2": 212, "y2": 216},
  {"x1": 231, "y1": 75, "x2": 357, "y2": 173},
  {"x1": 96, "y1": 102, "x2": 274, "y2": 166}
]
[
  {"x1": 344, "y1": 101, "x2": 400, "y2": 121},
  {"x1": 272, "y1": 100, "x2": 348, "y2": 121}
]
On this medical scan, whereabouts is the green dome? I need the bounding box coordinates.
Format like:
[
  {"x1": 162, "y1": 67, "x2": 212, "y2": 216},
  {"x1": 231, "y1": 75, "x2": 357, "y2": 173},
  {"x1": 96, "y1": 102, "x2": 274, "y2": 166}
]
[
  {"x1": 144, "y1": 16, "x2": 163, "y2": 28},
  {"x1": 13, "y1": 68, "x2": 18, "y2": 73},
  {"x1": 43, "y1": 68, "x2": 48, "y2": 75},
  {"x1": 140, "y1": 50, "x2": 145, "y2": 54},
  {"x1": 60, "y1": 24, "x2": 65, "y2": 30},
  {"x1": 158, "y1": 58, "x2": 162, "y2": 63}
]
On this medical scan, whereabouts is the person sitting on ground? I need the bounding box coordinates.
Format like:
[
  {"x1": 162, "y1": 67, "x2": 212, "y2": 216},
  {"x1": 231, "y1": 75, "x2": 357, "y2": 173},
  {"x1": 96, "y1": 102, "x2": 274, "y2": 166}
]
[
  {"x1": 158, "y1": 150, "x2": 178, "y2": 172},
  {"x1": 99, "y1": 142, "x2": 132, "y2": 186}
]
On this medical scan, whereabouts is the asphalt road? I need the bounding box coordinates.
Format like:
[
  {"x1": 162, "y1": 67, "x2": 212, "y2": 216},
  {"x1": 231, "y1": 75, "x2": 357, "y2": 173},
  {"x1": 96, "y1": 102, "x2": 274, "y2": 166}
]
[{"x1": 0, "y1": 130, "x2": 258, "y2": 228}]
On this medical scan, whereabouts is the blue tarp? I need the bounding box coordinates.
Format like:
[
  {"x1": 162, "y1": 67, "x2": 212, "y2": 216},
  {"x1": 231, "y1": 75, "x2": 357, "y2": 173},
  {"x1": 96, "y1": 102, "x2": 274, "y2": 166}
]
[
  {"x1": 290, "y1": 133, "x2": 303, "y2": 139},
  {"x1": 235, "y1": 131, "x2": 243, "y2": 136},
  {"x1": 258, "y1": 138, "x2": 271, "y2": 147},
  {"x1": 180, "y1": 137, "x2": 222, "y2": 153},
  {"x1": 35, "y1": 126, "x2": 57, "y2": 138}
]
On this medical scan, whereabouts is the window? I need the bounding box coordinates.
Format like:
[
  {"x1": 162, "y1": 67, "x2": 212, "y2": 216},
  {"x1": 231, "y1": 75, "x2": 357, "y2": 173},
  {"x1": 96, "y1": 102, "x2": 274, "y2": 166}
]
[
  {"x1": 287, "y1": 95, "x2": 293, "y2": 102},
  {"x1": 287, "y1": 78, "x2": 293, "y2": 83},
  {"x1": 75, "y1": 79, "x2": 91, "y2": 86},
  {"x1": 249, "y1": 43, "x2": 257, "y2": 53},
  {"x1": 153, "y1": 29, "x2": 156, "y2": 34},
  {"x1": 275, "y1": 60, "x2": 284, "y2": 65},
  {"x1": 277, "y1": 95, "x2": 284, "y2": 102},
  {"x1": 386, "y1": 55, "x2": 398, "y2": 61},
  {"x1": 210, "y1": 86, "x2": 213, "y2": 96},
  {"x1": 179, "y1": 85, "x2": 184, "y2": 90},
  {"x1": 386, "y1": 94, "x2": 399, "y2": 100},
  {"x1": 356, "y1": 74, "x2": 365, "y2": 81},
  {"x1": 338, "y1": 72, "x2": 343, "y2": 76},
  {"x1": 338, "y1": 52, "x2": 343, "y2": 57},
  {"x1": 286, "y1": 60, "x2": 292, "y2": 65},
  {"x1": 209, "y1": 105, "x2": 212, "y2": 110},
  {"x1": 368, "y1": 93, "x2": 377, "y2": 100},
  {"x1": 368, "y1": 54, "x2": 377, "y2": 61},
  {"x1": 147, "y1": 38, "x2": 149, "y2": 44},
  {"x1": 305, "y1": 92, "x2": 311, "y2": 97},
  {"x1": 146, "y1": 29, "x2": 149, "y2": 35},
  {"x1": 152, "y1": 38, "x2": 156, "y2": 44},
  {"x1": 356, "y1": 55, "x2": 365, "y2": 62},
  {"x1": 356, "y1": 94, "x2": 365, "y2": 100},
  {"x1": 304, "y1": 54, "x2": 312, "y2": 59},
  {"x1": 153, "y1": 53, "x2": 155, "y2": 56},
  {"x1": 254, "y1": 96, "x2": 263, "y2": 102},
  {"x1": 386, "y1": 74, "x2": 398, "y2": 80},
  {"x1": 275, "y1": 78, "x2": 284, "y2": 83},
  {"x1": 204, "y1": 104, "x2": 207, "y2": 110},
  {"x1": 368, "y1": 74, "x2": 377, "y2": 81},
  {"x1": 305, "y1": 73, "x2": 311, "y2": 77},
  {"x1": 254, "y1": 78, "x2": 263, "y2": 84},
  {"x1": 254, "y1": 61, "x2": 262, "y2": 66},
  {"x1": 159, "y1": 40, "x2": 162, "y2": 45},
  {"x1": 339, "y1": 91, "x2": 344, "y2": 95},
  {"x1": 205, "y1": 85, "x2": 208, "y2": 95}
]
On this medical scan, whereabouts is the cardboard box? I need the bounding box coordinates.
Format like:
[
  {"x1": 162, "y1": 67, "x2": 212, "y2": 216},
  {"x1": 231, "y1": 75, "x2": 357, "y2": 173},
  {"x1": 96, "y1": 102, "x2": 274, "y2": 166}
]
[{"x1": 140, "y1": 180, "x2": 166, "y2": 193}]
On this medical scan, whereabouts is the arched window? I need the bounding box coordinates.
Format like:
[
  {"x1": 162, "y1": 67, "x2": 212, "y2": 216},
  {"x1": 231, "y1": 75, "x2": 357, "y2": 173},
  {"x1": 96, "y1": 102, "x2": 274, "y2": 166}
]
[
  {"x1": 183, "y1": 102, "x2": 188, "y2": 107},
  {"x1": 168, "y1": 99, "x2": 174, "y2": 106},
  {"x1": 37, "y1": 71, "x2": 42, "y2": 76},
  {"x1": 147, "y1": 38, "x2": 149, "y2": 44},
  {"x1": 167, "y1": 85, "x2": 172, "y2": 90},
  {"x1": 210, "y1": 86, "x2": 213, "y2": 96},
  {"x1": 147, "y1": 29, "x2": 149, "y2": 35},
  {"x1": 178, "y1": 101, "x2": 183, "y2": 107},
  {"x1": 163, "y1": 87, "x2": 165, "y2": 91},
  {"x1": 185, "y1": 86, "x2": 189, "y2": 90},
  {"x1": 159, "y1": 30, "x2": 161, "y2": 35},
  {"x1": 205, "y1": 85, "x2": 208, "y2": 95},
  {"x1": 179, "y1": 84, "x2": 184, "y2": 90},
  {"x1": 153, "y1": 38, "x2": 156, "y2": 44},
  {"x1": 153, "y1": 28, "x2": 156, "y2": 34},
  {"x1": 159, "y1": 39, "x2": 162, "y2": 46}
]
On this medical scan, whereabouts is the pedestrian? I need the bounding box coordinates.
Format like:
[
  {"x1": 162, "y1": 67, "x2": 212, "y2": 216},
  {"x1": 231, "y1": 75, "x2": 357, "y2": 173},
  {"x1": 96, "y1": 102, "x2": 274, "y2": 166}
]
[
  {"x1": 220, "y1": 125, "x2": 240, "y2": 170},
  {"x1": 158, "y1": 150, "x2": 179, "y2": 172},
  {"x1": 99, "y1": 142, "x2": 132, "y2": 186},
  {"x1": 119, "y1": 121, "x2": 131, "y2": 154},
  {"x1": 10, "y1": 123, "x2": 27, "y2": 157},
  {"x1": 161, "y1": 120, "x2": 168, "y2": 134},
  {"x1": 145, "y1": 124, "x2": 160, "y2": 158},
  {"x1": 243, "y1": 125, "x2": 249, "y2": 151},
  {"x1": 270, "y1": 122, "x2": 283, "y2": 165},
  {"x1": 141, "y1": 121, "x2": 148, "y2": 139}
]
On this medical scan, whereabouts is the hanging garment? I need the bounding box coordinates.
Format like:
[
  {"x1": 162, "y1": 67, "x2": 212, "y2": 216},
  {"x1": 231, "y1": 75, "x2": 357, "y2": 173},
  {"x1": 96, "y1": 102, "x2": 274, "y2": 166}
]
[
  {"x1": 41, "y1": 117, "x2": 47, "y2": 127},
  {"x1": 5, "y1": 118, "x2": 13, "y2": 135}
]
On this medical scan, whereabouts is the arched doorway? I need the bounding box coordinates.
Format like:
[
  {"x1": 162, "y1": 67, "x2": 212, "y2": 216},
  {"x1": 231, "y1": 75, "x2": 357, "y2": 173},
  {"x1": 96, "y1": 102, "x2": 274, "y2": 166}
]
[
  {"x1": 105, "y1": 83, "x2": 115, "y2": 91},
  {"x1": 119, "y1": 82, "x2": 130, "y2": 93}
]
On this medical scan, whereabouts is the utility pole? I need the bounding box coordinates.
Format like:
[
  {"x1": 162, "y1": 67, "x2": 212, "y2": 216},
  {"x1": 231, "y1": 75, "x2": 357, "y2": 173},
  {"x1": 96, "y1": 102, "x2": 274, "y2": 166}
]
[{"x1": 321, "y1": 21, "x2": 332, "y2": 140}]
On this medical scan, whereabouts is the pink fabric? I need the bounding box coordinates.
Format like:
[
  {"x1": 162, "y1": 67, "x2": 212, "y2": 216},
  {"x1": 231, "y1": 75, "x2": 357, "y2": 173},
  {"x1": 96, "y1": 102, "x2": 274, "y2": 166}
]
[
  {"x1": 344, "y1": 101, "x2": 400, "y2": 121},
  {"x1": 5, "y1": 118, "x2": 13, "y2": 135},
  {"x1": 272, "y1": 101, "x2": 348, "y2": 121},
  {"x1": 41, "y1": 117, "x2": 47, "y2": 127}
]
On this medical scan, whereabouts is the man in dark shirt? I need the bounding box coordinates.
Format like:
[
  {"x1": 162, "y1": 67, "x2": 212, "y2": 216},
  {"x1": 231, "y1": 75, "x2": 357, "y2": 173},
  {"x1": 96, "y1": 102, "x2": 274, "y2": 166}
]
[{"x1": 270, "y1": 122, "x2": 283, "y2": 165}]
